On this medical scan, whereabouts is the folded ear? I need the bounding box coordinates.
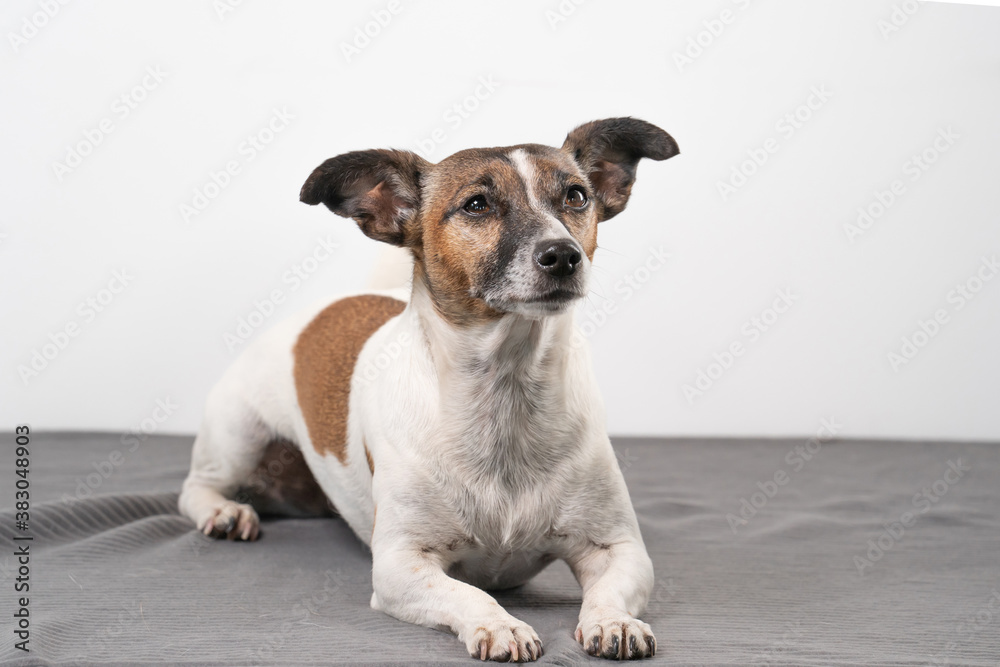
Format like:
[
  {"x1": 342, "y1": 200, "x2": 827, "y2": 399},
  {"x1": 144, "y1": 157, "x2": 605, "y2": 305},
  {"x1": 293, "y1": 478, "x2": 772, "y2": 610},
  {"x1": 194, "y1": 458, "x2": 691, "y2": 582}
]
[
  {"x1": 299, "y1": 149, "x2": 429, "y2": 246},
  {"x1": 562, "y1": 117, "x2": 679, "y2": 222}
]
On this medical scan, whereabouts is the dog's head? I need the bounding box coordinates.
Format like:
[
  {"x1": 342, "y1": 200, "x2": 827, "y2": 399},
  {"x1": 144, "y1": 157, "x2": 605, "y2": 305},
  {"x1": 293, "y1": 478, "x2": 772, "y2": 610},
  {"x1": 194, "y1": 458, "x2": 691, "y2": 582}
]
[{"x1": 300, "y1": 118, "x2": 678, "y2": 324}]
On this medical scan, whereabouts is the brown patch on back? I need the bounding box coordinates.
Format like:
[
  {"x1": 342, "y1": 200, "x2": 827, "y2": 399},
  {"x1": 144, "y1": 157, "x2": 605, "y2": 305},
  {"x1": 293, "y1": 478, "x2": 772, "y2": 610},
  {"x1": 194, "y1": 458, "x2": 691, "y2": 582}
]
[{"x1": 293, "y1": 295, "x2": 406, "y2": 462}]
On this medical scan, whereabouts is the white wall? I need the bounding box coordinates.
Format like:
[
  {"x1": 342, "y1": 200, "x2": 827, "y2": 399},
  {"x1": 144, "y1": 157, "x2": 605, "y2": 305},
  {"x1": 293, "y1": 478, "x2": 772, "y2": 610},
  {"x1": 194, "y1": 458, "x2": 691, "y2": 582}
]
[{"x1": 2, "y1": 0, "x2": 998, "y2": 441}]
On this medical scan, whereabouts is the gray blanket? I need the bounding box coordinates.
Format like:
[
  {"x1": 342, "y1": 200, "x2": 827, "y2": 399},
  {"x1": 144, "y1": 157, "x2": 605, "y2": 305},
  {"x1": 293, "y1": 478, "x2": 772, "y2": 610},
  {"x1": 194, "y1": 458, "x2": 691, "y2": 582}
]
[{"x1": 1, "y1": 433, "x2": 998, "y2": 666}]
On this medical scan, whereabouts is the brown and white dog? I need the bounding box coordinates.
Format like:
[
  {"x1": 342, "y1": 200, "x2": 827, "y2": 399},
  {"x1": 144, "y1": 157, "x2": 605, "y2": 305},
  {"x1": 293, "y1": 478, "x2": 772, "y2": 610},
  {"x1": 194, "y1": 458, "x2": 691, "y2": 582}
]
[{"x1": 179, "y1": 118, "x2": 679, "y2": 661}]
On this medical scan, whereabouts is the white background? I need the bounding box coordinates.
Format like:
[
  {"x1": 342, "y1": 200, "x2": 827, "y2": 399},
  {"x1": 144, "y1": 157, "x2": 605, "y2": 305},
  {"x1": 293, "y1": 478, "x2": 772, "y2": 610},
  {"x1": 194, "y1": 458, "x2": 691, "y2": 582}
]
[{"x1": 2, "y1": 0, "x2": 998, "y2": 441}]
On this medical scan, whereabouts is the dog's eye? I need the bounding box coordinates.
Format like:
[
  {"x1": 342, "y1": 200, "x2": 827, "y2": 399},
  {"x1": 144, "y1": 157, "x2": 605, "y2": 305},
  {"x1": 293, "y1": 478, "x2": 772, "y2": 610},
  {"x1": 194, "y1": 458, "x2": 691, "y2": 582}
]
[
  {"x1": 565, "y1": 186, "x2": 588, "y2": 209},
  {"x1": 462, "y1": 195, "x2": 491, "y2": 216}
]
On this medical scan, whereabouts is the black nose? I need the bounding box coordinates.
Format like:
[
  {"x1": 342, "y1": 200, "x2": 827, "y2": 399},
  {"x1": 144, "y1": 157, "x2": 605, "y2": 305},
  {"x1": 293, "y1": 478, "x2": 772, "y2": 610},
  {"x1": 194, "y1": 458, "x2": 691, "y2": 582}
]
[{"x1": 534, "y1": 240, "x2": 582, "y2": 278}]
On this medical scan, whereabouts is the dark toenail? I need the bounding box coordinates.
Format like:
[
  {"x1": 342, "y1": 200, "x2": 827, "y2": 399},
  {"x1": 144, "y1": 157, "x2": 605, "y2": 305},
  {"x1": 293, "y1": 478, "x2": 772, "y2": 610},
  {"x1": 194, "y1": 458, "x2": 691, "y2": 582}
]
[{"x1": 608, "y1": 634, "x2": 619, "y2": 658}]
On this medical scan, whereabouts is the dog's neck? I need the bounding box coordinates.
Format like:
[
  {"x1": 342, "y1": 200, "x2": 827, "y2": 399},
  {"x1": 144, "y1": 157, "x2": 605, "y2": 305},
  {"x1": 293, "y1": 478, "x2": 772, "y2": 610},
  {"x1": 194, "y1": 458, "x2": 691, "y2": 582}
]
[
  {"x1": 409, "y1": 271, "x2": 581, "y2": 483},
  {"x1": 411, "y1": 271, "x2": 574, "y2": 380}
]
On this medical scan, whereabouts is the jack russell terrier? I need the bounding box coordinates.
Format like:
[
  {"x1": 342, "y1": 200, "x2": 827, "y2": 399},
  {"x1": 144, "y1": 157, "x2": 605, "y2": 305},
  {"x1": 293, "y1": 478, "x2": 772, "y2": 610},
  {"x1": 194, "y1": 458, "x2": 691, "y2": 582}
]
[{"x1": 179, "y1": 117, "x2": 679, "y2": 661}]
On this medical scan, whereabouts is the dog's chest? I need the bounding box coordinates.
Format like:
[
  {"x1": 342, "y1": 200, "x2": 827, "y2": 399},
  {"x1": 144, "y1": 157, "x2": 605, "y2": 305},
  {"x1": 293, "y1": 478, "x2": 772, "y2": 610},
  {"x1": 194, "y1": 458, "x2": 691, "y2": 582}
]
[
  {"x1": 423, "y1": 331, "x2": 585, "y2": 573},
  {"x1": 368, "y1": 309, "x2": 591, "y2": 583},
  {"x1": 447, "y1": 543, "x2": 559, "y2": 591},
  {"x1": 423, "y1": 430, "x2": 580, "y2": 589},
  {"x1": 434, "y1": 477, "x2": 567, "y2": 589}
]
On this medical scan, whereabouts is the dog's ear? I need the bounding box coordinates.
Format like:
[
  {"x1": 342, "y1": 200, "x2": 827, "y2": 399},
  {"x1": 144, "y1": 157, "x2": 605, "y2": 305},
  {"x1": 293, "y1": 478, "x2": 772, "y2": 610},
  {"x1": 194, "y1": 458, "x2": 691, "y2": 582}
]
[
  {"x1": 562, "y1": 117, "x2": 679, "y2": 222},
  {"x1": 300, "y1": 149, "x2": 429, "y2": 246}
]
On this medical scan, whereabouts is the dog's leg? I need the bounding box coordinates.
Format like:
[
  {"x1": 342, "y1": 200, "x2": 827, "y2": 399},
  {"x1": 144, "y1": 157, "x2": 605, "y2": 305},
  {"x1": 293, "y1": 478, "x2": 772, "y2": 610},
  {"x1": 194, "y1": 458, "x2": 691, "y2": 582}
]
[
  {"x1": 178, "y1": 399, "x2": 271, "y2": 541},
  {"x1": 567, "y1": 539, "x2": 656, "y2": 660},
  {"x1": 371, "y1": 529, "x2": 543, "y2": 661}
]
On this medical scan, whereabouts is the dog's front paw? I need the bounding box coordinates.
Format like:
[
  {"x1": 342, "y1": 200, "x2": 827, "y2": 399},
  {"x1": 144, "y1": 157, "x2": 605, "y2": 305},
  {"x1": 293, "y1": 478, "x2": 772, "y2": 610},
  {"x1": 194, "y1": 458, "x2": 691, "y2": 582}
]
[
  {"x1": 465, "y1": 617, "x2": 543, "y2": 662},
  {"x1": 576, "y1": 614, "x2": 655, "y2": 660},
  {"x1": 198, "y1": 501, "x2": 260, "y2": 541}
]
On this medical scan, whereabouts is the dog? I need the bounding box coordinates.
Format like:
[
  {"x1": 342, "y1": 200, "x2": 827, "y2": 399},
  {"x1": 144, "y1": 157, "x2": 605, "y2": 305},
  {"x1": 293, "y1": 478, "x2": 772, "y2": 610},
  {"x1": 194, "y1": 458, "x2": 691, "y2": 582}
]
[{"x1": 179, "y1": 117, "x2": 679, "y2": 661}]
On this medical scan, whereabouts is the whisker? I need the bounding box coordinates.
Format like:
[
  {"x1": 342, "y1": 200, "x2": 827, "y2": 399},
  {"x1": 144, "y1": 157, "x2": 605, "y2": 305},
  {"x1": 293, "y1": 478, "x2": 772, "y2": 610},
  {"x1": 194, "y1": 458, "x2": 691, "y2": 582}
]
[
  {"x1": 595, "y1": 244, "x2": 629, "y2": 258},
  {"x1": 587, "y1": 289, "x2": 614, "y2": 304}
]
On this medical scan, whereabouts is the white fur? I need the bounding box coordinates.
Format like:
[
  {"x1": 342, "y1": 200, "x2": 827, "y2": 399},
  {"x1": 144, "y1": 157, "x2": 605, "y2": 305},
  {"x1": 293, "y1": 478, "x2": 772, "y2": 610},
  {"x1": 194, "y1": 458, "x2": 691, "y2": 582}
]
[{"x1": 179, "y1": 153, "x2": 656, "y2": 661}]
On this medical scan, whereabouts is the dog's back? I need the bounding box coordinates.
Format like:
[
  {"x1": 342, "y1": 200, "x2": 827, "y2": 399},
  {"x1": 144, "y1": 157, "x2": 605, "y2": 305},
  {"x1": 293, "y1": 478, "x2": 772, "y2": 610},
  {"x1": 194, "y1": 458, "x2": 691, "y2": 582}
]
[{"x1": 179, "y1": 288, "x2": 408, "y2": 539}]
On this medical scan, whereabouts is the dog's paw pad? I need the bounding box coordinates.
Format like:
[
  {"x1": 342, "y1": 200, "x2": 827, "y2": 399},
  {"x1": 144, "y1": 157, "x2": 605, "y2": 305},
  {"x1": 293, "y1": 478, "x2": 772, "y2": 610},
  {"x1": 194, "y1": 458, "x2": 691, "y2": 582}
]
[
  {"x1": 198, "y1": 501, "x2": 260, "y2": 541},
  {"x1": 467, "y1": 618, "x2": 542, "y2": 662},
  {"x1": 577, "y1": 616, "x2": 655, "y2": 660}
]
